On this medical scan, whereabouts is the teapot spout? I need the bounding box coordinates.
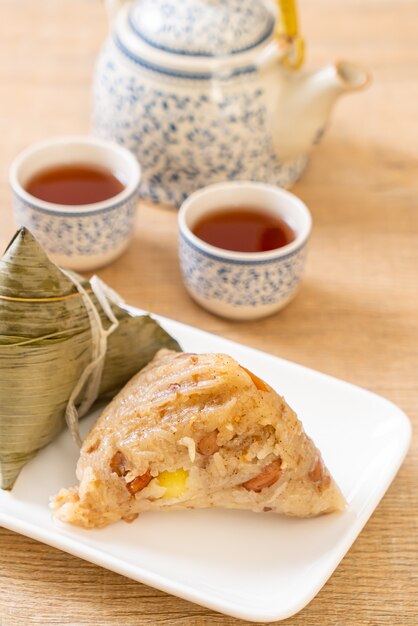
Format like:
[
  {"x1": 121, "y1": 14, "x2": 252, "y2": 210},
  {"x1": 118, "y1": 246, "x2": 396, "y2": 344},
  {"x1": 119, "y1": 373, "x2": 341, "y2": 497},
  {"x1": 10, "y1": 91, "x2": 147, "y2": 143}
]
[
  {"x1": 333, "y1": 60, "x2": 371, "y2": 92},
  {"x1": 272, "y1": 61, "x2": 371, "y2": 161}
]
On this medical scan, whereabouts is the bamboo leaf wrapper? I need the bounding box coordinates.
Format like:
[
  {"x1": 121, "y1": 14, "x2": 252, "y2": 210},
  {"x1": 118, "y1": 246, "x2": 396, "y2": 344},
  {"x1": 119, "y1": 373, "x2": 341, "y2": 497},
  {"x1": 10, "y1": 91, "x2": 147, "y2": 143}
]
[{"x1": 0, "y1": 229, "x2": 181, "y2": 489}]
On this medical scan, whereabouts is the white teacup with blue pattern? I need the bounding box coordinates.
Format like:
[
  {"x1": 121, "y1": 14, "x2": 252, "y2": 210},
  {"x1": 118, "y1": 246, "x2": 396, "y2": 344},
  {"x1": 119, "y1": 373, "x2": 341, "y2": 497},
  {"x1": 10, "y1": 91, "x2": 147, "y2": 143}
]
[
  {"x1": 9, "y1": 136, "x2": 140, "y2": 272},
  {"x1": 178, "y1": 182, "x2": 312, "y2": 320}
]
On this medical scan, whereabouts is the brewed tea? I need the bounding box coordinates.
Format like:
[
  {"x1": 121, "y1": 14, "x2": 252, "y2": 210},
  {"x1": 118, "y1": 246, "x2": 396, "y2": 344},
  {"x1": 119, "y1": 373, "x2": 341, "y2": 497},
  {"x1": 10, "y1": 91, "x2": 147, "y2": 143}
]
[
  {"x1": 192, "y1": 207, "x2": 295, "y2": 253},
  {"x1": 25, "y1": 164, "x2": 125, "y2": 205}
]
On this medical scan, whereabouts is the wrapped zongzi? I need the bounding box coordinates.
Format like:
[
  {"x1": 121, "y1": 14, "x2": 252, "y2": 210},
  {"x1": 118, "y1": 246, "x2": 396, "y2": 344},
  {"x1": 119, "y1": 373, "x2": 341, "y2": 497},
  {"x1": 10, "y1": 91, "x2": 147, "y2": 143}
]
[{"x1": 0, "y1": 229, "x2": 180, "y2": 489}]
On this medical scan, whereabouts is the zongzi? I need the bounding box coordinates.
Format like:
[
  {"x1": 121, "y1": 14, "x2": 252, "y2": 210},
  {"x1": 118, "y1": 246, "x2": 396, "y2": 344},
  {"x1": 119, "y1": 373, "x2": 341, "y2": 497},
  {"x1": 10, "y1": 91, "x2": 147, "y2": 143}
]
[
  {"x1": 0, "y1": 229, "x2": 180, "y2": 490},
  {"x1": 52, "y1": 350, "x2": 345, "y2": 528}
]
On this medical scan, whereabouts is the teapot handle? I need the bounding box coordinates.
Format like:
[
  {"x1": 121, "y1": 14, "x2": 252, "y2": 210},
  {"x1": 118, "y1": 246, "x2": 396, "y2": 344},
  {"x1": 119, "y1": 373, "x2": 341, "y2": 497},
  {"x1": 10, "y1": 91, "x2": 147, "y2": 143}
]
[
  {"x1": 105, "y1": 0, "x2": 132, "y2": 25},
  {"x1": 276, "y1": 0, "x2": 305, "y2": 69}
]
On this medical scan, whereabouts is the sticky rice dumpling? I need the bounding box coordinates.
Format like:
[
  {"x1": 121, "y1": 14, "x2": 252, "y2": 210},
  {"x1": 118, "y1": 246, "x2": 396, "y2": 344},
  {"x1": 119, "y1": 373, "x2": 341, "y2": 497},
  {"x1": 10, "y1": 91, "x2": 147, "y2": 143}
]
[
  {"x1": 0, "y1": 229, "x2": 180, "y2": 490},
  {"x1": 52, "y1": 350, "x2": 345, "y2": 528}
]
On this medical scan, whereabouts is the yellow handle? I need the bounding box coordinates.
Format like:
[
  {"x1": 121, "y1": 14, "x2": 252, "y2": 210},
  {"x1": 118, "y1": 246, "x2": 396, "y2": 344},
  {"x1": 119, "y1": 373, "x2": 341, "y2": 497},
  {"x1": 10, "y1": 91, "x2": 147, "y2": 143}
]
[{"x1": 276, "y1": 0, "x2": 305, "y2": 69}]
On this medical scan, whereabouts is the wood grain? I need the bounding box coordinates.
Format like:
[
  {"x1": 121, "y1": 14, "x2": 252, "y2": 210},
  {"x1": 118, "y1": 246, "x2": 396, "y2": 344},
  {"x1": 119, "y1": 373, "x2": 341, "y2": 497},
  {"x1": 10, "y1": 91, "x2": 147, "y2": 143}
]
[{"x1": 0, "y1": 1, "x2": 417, "y2": 625}]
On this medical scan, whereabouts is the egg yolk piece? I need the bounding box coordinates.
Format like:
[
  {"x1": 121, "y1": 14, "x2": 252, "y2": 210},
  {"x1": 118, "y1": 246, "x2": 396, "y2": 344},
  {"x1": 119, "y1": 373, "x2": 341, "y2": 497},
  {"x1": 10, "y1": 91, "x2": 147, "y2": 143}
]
[{"x1": 157, "y1": 469, "x2": 189, "y2": 498}]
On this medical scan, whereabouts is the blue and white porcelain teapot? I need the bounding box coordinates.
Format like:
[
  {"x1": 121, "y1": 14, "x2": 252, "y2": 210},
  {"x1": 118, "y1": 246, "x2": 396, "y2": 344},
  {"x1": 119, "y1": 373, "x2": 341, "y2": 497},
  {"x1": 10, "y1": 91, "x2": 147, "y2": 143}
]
[{"x1": 93, "y1": 0, "x2": 370, "y2": 206}]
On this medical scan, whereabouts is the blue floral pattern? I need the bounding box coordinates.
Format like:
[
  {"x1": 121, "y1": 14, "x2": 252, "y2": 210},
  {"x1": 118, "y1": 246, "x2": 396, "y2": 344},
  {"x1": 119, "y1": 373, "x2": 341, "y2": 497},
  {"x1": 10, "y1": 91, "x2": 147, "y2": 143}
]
[
  {"x1": 13, "y1": 193, "x2": 137, "y2": 257},
  {"x1": 179, "y1": 235, "x2": 307, "y2": 308},
  {"x1": 93, "y1": 42, "x2": 308, "y2": 207},
  {"x1": 129, "y1": 0, "x2": 274, "y2": 56}
]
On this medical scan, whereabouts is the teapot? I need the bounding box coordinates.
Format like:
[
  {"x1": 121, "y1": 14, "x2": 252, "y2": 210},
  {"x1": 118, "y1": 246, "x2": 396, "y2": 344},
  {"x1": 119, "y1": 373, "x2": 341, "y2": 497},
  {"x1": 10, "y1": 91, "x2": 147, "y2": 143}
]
[{"x1": 93, "y1": 0, "x2": 370, "y2": 206}]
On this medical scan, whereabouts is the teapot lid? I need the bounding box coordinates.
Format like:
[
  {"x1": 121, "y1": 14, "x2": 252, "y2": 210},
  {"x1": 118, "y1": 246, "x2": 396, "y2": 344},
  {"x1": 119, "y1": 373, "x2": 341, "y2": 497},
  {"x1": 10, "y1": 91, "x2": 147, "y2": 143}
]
[{"x1": 128, "y1": 0, "x2": 275, "y2": 57}]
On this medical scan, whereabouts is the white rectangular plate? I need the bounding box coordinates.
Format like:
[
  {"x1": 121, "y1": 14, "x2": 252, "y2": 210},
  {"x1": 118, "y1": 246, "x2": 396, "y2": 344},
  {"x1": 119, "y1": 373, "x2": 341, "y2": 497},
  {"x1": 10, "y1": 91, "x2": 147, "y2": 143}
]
[{"x1": 0, "y1": 311, "x2": 411, "y2": 622}]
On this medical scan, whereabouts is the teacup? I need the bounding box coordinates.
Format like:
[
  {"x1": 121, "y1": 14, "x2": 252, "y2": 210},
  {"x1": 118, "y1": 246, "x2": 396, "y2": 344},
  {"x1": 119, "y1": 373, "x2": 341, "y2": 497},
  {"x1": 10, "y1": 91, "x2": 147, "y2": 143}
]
[
  {"x1": 9, "y1": 136, "x2": 141, "y2": 272},
  {"x1": 178, "y1": 182, "x2": 312, "y2": 320}
]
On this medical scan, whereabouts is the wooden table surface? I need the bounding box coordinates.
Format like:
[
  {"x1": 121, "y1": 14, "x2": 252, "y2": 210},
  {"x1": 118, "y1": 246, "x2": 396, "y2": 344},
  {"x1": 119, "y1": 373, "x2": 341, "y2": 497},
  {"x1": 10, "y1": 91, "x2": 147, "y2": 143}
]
[{"x1": 1, "y1": 1, "x2": 417, "y2": 624}]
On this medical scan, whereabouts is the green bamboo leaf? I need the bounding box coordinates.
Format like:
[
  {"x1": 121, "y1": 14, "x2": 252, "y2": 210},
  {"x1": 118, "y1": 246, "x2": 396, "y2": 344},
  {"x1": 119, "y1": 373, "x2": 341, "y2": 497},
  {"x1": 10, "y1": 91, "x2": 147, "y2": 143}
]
[{"x1": 0, "y1": 229, "x2": 180, "y2": 489}]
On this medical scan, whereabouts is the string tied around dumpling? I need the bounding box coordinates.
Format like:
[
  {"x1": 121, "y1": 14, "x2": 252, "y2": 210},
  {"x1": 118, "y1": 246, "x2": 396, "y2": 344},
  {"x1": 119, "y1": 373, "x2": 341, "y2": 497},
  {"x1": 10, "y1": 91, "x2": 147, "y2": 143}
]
[{"x1": 61, "y1": 270, "x2": 124, "y2": 447}]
